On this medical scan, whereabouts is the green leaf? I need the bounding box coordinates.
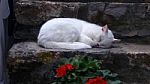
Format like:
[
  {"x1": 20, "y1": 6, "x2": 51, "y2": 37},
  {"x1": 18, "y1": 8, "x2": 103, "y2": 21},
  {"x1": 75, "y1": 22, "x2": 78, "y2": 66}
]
[
  {"x1": 81, "y1": 77, "x2": 87, "y2": 84},
  {"x1": 49, "y1": 56, "x2": 121, "y2": 84},
  {"x1": 100, "y1": 70, "x2": 111, "y2": 77},
  {"x1": 109, "y1": 73, "x2": 118, "y2": 77}
]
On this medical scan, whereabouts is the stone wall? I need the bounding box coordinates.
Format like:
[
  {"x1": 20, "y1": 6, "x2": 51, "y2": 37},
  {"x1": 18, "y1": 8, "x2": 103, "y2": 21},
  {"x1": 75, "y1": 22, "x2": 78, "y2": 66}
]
[
  {"x1": 14, "y1": 0, "x2": 150, "y2": 43},
  {"x1": 14, "y1": 0, "x2": 150, "y2": 3},
  {"x1": 9, "y1": 1, "x2": 150, "y2": 84}
]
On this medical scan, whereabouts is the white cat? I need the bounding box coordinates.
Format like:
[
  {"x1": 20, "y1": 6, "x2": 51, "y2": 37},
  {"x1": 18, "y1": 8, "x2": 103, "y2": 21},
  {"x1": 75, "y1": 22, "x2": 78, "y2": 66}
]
[{"x1": 38, "y1": 18, "x2": 118, "y2": 49}]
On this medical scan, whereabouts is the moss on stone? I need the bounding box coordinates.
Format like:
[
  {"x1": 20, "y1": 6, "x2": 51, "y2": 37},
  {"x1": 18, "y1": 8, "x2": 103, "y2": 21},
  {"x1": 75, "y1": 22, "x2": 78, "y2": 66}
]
[{"x1": 36, "y1": 52, "x2": 57, "y2": 64}]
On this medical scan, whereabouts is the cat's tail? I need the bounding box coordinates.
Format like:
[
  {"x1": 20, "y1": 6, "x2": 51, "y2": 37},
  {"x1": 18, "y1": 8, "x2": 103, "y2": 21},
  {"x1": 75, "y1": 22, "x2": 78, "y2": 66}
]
[{"x1": 38, "y1": 41, "x2": 92, "y2": 49}]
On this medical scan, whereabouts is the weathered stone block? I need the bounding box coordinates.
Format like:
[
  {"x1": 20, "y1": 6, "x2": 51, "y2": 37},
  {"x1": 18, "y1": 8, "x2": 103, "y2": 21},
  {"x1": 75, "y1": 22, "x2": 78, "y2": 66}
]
[
  {"x1": 8, "y1": 42, "x2": 150, "y2": 84},
  {"x1": 14, "y1": 24, "x2": 40, "y2": 41},
  {"x1": 87, "y1": 2, "x2": 150, "y2": 38},
  {"x1": 15, "y1": 1, "x2": 86, "y2": 25},
  {"x1": 14, "y1": 0, "x2": 150, "y2": 3},
  {"x1": 14, "y1": 1, "x2": 150, "y2": 42}
]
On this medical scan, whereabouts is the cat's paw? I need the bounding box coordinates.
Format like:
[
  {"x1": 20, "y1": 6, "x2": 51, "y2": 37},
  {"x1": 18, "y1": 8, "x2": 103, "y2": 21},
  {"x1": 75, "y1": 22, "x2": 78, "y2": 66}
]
[{"x1": 92, "y1": 43, "x2": 100, "y2": 48}]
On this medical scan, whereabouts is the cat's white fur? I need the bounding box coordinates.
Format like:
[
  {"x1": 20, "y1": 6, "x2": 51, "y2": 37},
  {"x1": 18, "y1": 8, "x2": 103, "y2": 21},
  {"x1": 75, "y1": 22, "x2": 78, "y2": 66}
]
[{"x1": 38, "y1": 18, "x2": 116, "y2": 49}]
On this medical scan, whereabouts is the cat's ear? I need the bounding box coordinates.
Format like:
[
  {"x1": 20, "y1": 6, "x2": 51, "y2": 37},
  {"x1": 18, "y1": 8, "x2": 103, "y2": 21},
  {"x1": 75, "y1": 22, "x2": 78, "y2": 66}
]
[{"x1": 102, "y1": 24, "x2": 108, "y2": 33}]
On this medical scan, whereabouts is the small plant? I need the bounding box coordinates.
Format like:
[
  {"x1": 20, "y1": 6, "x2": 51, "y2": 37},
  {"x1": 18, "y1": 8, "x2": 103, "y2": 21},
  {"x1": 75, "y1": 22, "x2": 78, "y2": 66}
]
[{"x1": 47, "y1": 55, "x2": 121, "y2": 84}]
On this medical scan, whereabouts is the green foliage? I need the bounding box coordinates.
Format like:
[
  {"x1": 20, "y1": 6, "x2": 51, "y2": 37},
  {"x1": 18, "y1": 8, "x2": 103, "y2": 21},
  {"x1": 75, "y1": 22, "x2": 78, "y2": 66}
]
[{"x1": 48, "y1": 55, "x2": 121, "y2": 84}]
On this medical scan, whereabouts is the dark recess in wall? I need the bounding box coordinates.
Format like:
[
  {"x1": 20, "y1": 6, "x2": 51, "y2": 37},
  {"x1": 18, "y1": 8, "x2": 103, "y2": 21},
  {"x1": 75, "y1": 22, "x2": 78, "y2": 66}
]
[
  {"x1": 8, "y1": 0, "x2": 16, "y2": 49},
  {"x1": 8, "y1": 0, "x2": 16, "y2": 36}
]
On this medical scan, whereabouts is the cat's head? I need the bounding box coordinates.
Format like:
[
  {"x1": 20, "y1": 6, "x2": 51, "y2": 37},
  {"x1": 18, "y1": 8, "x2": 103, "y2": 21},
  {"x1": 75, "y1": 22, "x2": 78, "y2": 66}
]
[
  {"x1": 100, "y1": 25, "x2": 114, "y2": 40},
  {"x1": 98, "y1": 25, "x2": 120, "y2": 48}
]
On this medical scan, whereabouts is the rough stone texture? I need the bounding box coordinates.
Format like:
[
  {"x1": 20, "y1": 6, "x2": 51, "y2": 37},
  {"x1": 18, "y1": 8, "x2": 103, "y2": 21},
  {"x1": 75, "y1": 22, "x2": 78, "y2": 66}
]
[
  {"x1": 14, "y1": 0, "x2": 150, "y2": 3},
  {"x1": 9, "y1": 42, "x2": 150, "y2": 69},
  {"x1": 87, "y1": 3, "x2": 150, "y2": 37},
  {"x1": 11, "y1": 0, "x2": 150, "y2": 84},
  {"x1": 8, "y1": 42, "x2": 150, "y2": 84},
  {"x1": 15, "y1": 1, "x2": 86, "y2": 25},
  {"x1": 14, "y1": 1, "x2": 150, "y2": 43},
  {"x1": 13, "y1": 24, "x2": 40, "y2": 41}
]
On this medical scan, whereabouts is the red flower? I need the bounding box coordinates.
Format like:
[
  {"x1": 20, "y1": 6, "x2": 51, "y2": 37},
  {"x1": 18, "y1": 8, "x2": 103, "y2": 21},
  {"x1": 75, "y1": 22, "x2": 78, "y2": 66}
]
[
  {"x1": 85, "y1": 76, "x2": 107, "y2": 84},
  {"x1": 55, "y1": 64, "x2": 74, "y2": 78},
  {"x1": 65, "y1": 64, "x2": 74, "y2": 70},
  {"x1": 55, "y1": 65, "x2": 66, "y2": 78}
]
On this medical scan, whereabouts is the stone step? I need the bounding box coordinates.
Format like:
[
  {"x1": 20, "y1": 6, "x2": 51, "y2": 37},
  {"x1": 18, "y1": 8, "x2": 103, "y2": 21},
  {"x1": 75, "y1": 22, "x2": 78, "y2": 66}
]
[
  {"x1": 18, "y1": 0, "x2": 150, "y2": 3},
  {"x1": 14, "y1": 1, "x2": 150, "y2": 43},
  {"x1": 15, "y1": 1, "x2": 150, "y2": 26},
  {"x1": 8, "y1": 42, "x2": 150, "y2": 84}
]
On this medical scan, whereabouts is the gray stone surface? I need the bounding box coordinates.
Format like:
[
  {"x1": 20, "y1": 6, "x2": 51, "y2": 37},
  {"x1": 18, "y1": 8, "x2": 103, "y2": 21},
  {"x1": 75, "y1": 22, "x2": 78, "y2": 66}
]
[
  {"x1": 11, "y1": 0, "x2": 150, "y2": 84},
  {"x1": 14, "y1": 24, "x2": 39, "y2": 41},
  {"x1": 87, "y1": 2, "x2": 150, "y2": 37},
  {"x1": 14, "y1": 1, "x2": 150, "y2": 43},
  {"x1": 8, "y1": 42, "x2": 150, "y2": 84},
  {"x1": 15, "y1": 1, "x2": 85, "y2": 25},
  {"x1": 8, "y1": 41, "x2": 150, "y2": 69},
  {"x1": 14, "y1": 0, "x2": 150, "y2": 3}
]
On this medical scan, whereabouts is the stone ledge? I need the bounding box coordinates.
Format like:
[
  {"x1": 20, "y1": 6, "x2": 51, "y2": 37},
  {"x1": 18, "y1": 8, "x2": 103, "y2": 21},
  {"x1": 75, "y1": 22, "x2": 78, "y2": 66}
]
[
  {"x1": 8, "y1": 42, "x2": 150, "y2": 84},
  {"x1": 8, "y1": 41, "x2": 150, "y2": 69},
  {"x1": 15, "y1": 0, "x2": 150, "y2": 3}
]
